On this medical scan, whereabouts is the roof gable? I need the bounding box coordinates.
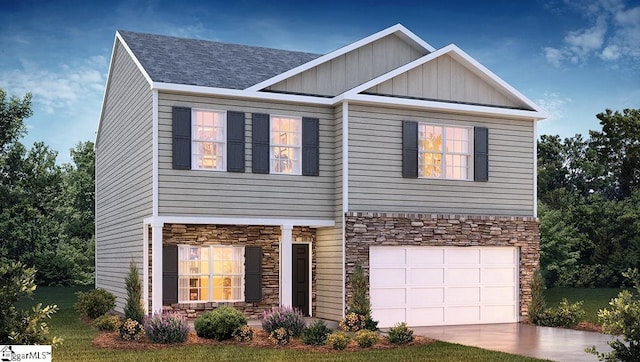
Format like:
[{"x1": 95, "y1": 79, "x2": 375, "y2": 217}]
[
  {"x1": 117, "y1": 31, "x2": 321, "y2": 90},
  {"x1": 349, "y1": 44, "x2": 544, "y2": 113}
]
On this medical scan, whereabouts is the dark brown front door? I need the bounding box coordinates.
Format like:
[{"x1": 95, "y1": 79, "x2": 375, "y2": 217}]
[{"x1": 292, "y1": 244, "x2": 309, "y2": 316}]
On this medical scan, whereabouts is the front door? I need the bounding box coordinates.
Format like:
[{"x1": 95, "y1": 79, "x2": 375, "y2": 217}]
[{"x1": 292, "y1": 244, "x2": 309, "y2": 316}]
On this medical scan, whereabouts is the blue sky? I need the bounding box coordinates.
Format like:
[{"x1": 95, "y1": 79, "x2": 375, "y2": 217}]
[{"x1": 1, "y1": 0, "x2": 639, "y2": 163}]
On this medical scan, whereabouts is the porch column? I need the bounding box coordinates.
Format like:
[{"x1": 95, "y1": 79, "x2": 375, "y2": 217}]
[
  {"x1": 280, "y1": 224, "x2": 293, "y2": 307},
  {"x1": 151, "y1": 222, "x2": 163, "y2": 314},
  {"x1": 142, "y1": 224, "x2": 149, "y2": 314}
]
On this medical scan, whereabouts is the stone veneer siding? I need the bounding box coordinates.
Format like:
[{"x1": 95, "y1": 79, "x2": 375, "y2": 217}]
[
  {"x1": 344, "y1": 212, "x2": 539, "y2": 318},
  {"x1": 148, "y1": 224, "x2": 316, "y2": 319}
]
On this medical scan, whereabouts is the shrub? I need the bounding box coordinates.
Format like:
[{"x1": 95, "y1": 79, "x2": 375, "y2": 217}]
[
  {"x1": 74, "y1": 289, "x2": 116, "y2": 319},
  {"x1": 118, "y1": 318, "x2": 145, "y2": 341},
  {"x1": 386, "y1": 322, "x2": 414, "y2": 344},
  {"x1": 233, "y1": 325, "x2": 254, "y2": 342},
  {"x1": 302, "y1": 319, "x2": 332, "y2": 346},
  {"x1": 326, "y1": 332, "x2": 350, "y2": 350},
  {"x1": 144, "y1": 312, "x2": 189, "y2": 344},
  {"x1": 528, "y1": 268, "x2": 546, "y2": 325},
  {"x1": 268, "y1": 327, "x2": 292, "y2": 346},
  {"x1": 347, "y1": 264, "x2": 379, "y2": 331},
  {"x1": 194, "y1": 306, "x2": 247, "y2": 341},
  {"x1": 339, "y1": 312, "x2": 366, "y2": 332},
  {"x1": 535, "y1": 298, "x2": 585, "y2": 328},
  {"x1": 261, "y1": 306, "x2": 306, "y2": 337},
  {"x1": 92, "y1": 314, "x2": 121, "y2": 331},
  {"x1": 124, "y1": 261, "x2": 145, "y2": 324},
  {"x1": 354, "y1": 329, "x2": 378, "y2": 348}
]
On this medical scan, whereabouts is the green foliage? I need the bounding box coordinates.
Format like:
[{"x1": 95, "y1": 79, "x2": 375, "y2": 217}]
[
  {"x1": 260, "y1": 306, "x2": 306, "y2": 337},
  {"x1": 301, "y1": 319, "x2": 331, "y2": 346},
  {"x1": 346, "y1": 264, "x2": 378, "y2": 331},
  {"x1": 194, "y1": 306, "x2": 247, "y2": 340},
  {"x1": 92, "y1": 314, "x2": 121, "y2": 331},
  {"x1": 0, "y1": 89, "x2": 31, "y2": 153},
  {"x1": 535, "y1": 299, "x2": 585, "y2": 328},
  {"x1": 118, "y1": 318, "x2": 145, "y2": 341},
  {"x1": 0, "y1": 258, "x2": 60, "y2": 345},
  {"x1": 588, "y1": 268, "x2": 640, "y2": 361},
  {"x1": 232, "y1": 325, "x2": 254, "y2": 342},
  {"x1": 124, "y1": 261, "x2": 145, "y2": 323},
  {"x1": 326, "y1": 331, "x2": 350, "y2": 350},
  {"x1": 74, "y1": 289, "x2": 115, "y2": 319},
  {"x1": 386, "y1": 322, "x2": 414, "y2": 345},
  {"x1": 268, "y1": 327, "x2": 292, "y2": 346},
  {"x1": 528, "y1": 268, "x2": 546, "y2": 325},
  {"x1": 143, "y1": 312, "x2": 189, "y2": 344},
  {"x1": 354, "y1": 329, "x2": 378, "y2": 348}
]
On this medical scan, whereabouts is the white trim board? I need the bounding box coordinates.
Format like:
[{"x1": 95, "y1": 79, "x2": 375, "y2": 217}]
[{"x1": 143, "y1": 216, "x2": 335, "y2": 228}]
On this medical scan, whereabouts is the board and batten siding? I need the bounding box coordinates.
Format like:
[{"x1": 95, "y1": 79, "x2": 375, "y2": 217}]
[
  {"x1": 315, "y1": 103, "x2": 345, "y2": 321},
  {"x1": 347, "y1": 104, "x2": 535, "y2": 216},
  {"x1": 95, "y1": 41, "x2": 153, "y2": 311},
  {"x1": 157, "y1": 92, "x2": 336, "y2": 219},
  {"x1": 267, "y1": 34, "x2": 425, "y2": 97},
  {"x1": 365, "y1": 54, "x2": 527, "y2": 109}
]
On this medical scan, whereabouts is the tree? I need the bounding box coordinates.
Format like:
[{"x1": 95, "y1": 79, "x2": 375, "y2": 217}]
[
  {"x1": 347, "y1": 264, "x2": 378, "y2": 331},
  {"x1": 124, "y1": 261, "x2": 145, "y2": 323},
  {"x1": 0, "y1": 89, "x2": 31, "y2": 154}
]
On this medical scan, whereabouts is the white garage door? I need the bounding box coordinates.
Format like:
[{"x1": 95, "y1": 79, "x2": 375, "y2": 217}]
[{"x1": 370, "y1": 246, "x2": 518, "y2": 328}]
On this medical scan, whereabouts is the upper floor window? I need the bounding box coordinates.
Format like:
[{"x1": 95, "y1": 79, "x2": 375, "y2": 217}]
[
  {"x1": 192, "y1": 110, "x2": 226, "y2": 170},
  {"x1": 270, "y1": 116, "x2": 301, "y2": 174},
  {"x1": 418, "y1": 124, "x2": 471, "y2": 180}
]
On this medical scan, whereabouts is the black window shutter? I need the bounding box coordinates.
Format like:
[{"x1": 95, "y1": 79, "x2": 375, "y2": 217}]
[
  {"x1": 162, "y1": 245, "x2": 178, "y2": 305},
  {"x1": 252, "y1": 113, "x2": 270, "y2": 174},
  {"x1": 402, "y1": 121, "x2": 418, "y2": 178},
  {"x1": 474, "y1": 127, "x2": 489, "y2": 182},
  {"x1": 227, "y1": 111, "x2": 245, "y2": 172},
  {"x1": 302, "y1": 117, "x2": 319, "y2": 176},
  {"x1": 244, "y1": 246, "x2": 262, "y2": 302},
  {"x1": 172, "y1": 107, "x2": 191, "y2": 170}
]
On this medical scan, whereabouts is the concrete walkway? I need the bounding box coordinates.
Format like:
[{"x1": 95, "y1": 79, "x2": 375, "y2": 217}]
[{"x1": 413, "y1": 323, "x2": 614, "y2": 361}]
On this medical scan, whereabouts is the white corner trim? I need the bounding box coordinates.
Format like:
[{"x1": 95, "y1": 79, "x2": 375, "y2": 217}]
[
  {"x1": 152, "y1": 89, "x2": 159, "y2": 217},
  {"x1": 245, "y1": 24, "x2": 435, "y2": 92},
  {"x1": 142, "y1": 224, "x2": 149, "y2": 314},
  {"x1": 533, "y1": 122, "x2": 538, "y2": 218},
  {"x1": 345, "y1": 93, "x2": 546, "y2": 120},
  {"x1": 143, "y1": 216, "x2": 335, "y2": 228},
  {"x1": 342, "y1": 101, "x2": 349, "y2": 213}
]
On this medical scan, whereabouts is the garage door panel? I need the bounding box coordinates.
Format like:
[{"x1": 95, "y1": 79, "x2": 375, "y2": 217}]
[
  {"x1": 447, "y1": 268, "x2": 480, "y2": 283},
  {"x1": 371, "y1": 248, "x2": 405, "y2": 265},
  {"x1": 408, "y1": 308, "x2": 444, "y2": 326},
  {"x1": 447, "y1": 287, "x2": 480, "y2": 303},
  {"x1": 484, "y1": 286, "x2": 516, "y2": 303},
  {"x1": 370, "y1": 268, "x2": 405, "y2": 287},
  {"x1": 371, "y1": 288, "x2": 406, "y2": 306},
  {"x1": 370, "y1": 246, "x2": 518, "y2": 327},
  {"x1": 409, "y1": 288, "x2": 444, "y2": 305},
  {"x1": 483, "y1": 267, "x2": 516, "y2": 283},
  {"x1": 373, "y1": 308, "x2": 406, "y2": 328},
  {"x1": 408, "y1": 248, "x2": 443, "y2": 264},
  {"x1": 446, "y1": 248, "x2": 480, "y2": 263},
  {"x1": 446, "y1": 306, "x2": 481, "y2": 324},
  {"x1": 408, "y1": 268, "x2": 443, "y2": 284}
]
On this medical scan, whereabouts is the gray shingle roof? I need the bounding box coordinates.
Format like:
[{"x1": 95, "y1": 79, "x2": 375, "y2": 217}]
[{"x1": 118, "y1": 31, "x2": 322, "y2": 90}]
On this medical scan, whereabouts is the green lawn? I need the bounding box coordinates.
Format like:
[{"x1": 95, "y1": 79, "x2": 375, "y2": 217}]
[
  {"x1": 23, "y1": 286, "x2": 545, "y2": 362},
  {"x1": 544, "y1": 287, "x2": 623, "y2": 324}
]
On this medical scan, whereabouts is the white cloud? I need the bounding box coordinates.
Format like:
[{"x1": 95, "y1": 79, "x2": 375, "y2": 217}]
[
  {"x1": 536, "y1": 92, "x2": 572, "y2": 123},
  {"x1": 544, "y1": 0, "x2": 640, "y2": 67}
]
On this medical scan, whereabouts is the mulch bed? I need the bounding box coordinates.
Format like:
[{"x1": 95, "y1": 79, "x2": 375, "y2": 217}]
[{"x1": 92, "y1": 329, "x2": 435, "y2": 352}]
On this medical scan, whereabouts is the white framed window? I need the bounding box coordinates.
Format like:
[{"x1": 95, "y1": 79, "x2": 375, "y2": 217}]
[
  {"x1": 418, "y1": 124, "x2": 472, "y2": 180},
  {"x1": 178, "y1": 245, "x2": 244, "y2": 302},
  {"x1": 192, "y1": 109, "x2": 226, "y2": 171},
  {"x1": 270, "y1": 116, "x2": 301, "y2": 174}
]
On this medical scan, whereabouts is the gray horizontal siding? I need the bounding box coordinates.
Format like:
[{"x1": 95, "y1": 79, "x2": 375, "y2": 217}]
[
  {"x1": 347, "y1": 104, "x2": 535, "y2": 216},
  {"x1": 366, "y1": 54, "x2": 527, "y2": 109},
  {"x1": 157, "y1": 92, "x2": 336, "y2": 219},
  {"x1": 95, "y1": 40, "x2": 153, "y2": 311},
  {"x1": 267, "y1": 34, "x2": 424, "y2": 96}
]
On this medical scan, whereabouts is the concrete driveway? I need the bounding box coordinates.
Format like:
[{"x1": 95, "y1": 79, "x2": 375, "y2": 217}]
[{"x1": 413, "y1": 323, "x2": 614, "y2": 361}]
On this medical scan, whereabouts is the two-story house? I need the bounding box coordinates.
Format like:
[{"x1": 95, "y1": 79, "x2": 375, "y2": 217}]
[{"x1": 95, "y1": 24, "x2": 544, "y2": 327}]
